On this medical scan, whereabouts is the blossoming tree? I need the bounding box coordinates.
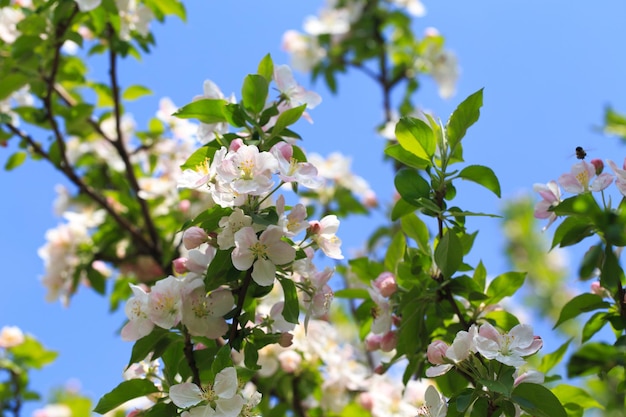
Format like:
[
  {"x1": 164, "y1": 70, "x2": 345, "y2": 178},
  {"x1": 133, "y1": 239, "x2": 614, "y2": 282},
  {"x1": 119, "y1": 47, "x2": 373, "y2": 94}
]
[{"x1": 1, "y1": 1, "x2": 625, "y2": 417}]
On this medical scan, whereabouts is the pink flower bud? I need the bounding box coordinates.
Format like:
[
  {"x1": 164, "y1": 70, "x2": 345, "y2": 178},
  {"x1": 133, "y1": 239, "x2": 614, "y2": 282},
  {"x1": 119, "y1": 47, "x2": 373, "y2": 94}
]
[
  {"x1": 591, "y1": 158, "x2": 604, "y2": 175},
  {"x1": 307, "y1": 221, "x2": 321, "y2": 235},
  {"x1": 374, "y1": 364, "x2": 385, "y2": 374},
  {"x1": 194, "y1": 342, "x2": 207, "y2": 351},
  {"x1": 271, "y1": 141, "x2": 293, "y2": 160},
  {"x1": 358, "y1": 393, "x2": 374, "y2": 411},
  {"x1": 591, "y1": 281, "x2": 610, "y2": 299},
  {"x1": 179, "y1": 199, "x2": 191, "y2": 212},
  {"x1": 427, "y1": 340, "x2": 449, "y2": 365},
  {"x1": 127, "y1": 410, "x2": 142, "y2": 417},
  {"x1": 380, "y1": 331, "x2": 398, "y2": 352},
  {"x1": 373, "y1": 272, "x2": 397, "y2": 297},
  {"x1": 172, "y1": 258, "x2": 188, "y2": 275},
  {"x1": 229, "y1": 138, "x2": 244, "y2": 152},
  {"x1": 278, "y1": 332, "x2": 294, "y2": 347},
  {"x1": 364, "y1": 333, "x2": 382, "y2": 351},
  {"x1": 183, "y1": 226, "x2": 209, "y2": 250}
]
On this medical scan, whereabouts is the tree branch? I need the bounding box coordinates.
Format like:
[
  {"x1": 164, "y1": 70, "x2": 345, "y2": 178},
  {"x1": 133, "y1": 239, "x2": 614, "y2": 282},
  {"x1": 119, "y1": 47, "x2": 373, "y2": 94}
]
[{"x1": 107, "y1": 25, "x2": 163, "y2": 264}]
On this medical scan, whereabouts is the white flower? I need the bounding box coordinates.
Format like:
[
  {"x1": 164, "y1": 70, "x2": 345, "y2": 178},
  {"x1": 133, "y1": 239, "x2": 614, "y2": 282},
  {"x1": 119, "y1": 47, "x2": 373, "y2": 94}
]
[
  {"x1": 217, "y1": 208, "x2": 253, "y2": 250},
  {"x1": 121, "y1": 284, "x2": 155, "y2": 341},
  {"x1": 217, "y1": 145, "x2": 278, "y2": 196},
  {"x1": 271, "y1": 142, "x2": 323, "y2": 188},
  {"x1": 116, "y1": 0, "x2": 153, "y2": 41},
  {"x1": 309, "y1": 215, "x2": 343, "y2": 259},
  {"x1": 181, "y1": 279, "x2": 234, "y2": 339},
  {"x1": 281, "y1": 30, "x2": 325, "y2": 72},
  {"x1": 0, "y1": 6, "x2": 24, "y2": 44},
  {"x1": 231, "y1": 226, "x2": 296, "y2": 286},
  {"x1": 474, "y1": 323, "x2": 543, "y2": 367},
  {"x1": 416, "y1": 386, "x2": 447, "y2": 417},
  {"x1": 169, "y1": 367, "x2": 245, "y2": 417},
  {"x1": 147, "y1": 276, "x2": 183, "y2": 329},
  {"x1": 74, "y1": 0, "x2": 101, "y2": 12},
  {"x1": 0, "y1": 326, "x2": 24, "y2": 348}
]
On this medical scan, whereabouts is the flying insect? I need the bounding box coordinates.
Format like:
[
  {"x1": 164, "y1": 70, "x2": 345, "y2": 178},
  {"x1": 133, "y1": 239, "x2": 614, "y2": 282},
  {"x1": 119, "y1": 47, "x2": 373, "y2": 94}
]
[{"x1": 575, "y1": 146, "x2": 587, "y2": 160}]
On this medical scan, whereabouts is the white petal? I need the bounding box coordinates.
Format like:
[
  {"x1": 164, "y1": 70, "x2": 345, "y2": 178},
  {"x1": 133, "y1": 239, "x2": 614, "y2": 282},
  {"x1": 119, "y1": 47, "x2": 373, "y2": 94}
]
[
  {"x1": 169, "y1": 383, "x2": 203, "y2": 408},
  {"x1": 214, "y1": 367, "x2": 238, "y2": 398}
]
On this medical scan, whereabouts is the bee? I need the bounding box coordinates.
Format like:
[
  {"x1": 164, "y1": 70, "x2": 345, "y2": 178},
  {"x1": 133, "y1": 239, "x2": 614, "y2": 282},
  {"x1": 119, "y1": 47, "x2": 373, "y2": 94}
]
[{"x1": 575, "y1": 146, "x2": 587, "y2": 160}]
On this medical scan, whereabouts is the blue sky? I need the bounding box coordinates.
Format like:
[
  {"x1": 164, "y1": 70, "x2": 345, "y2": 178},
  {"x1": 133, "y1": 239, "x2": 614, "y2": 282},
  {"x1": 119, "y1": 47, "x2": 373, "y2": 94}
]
[{"x1": 2, "y1": 1, "x2": 626, "y2": 414}]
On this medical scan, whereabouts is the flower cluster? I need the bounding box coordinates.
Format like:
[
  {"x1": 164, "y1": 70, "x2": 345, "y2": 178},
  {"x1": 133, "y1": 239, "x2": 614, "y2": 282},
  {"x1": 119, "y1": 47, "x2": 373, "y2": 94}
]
[
  {"x1": 364, "y1": 272, "x2": 400, "y2": 353},
  {"x1": 121, "y1": 274, "x2": 234, "y2": 341},
  {"x1": 426, "y1": 323, "x2": 543, "y2": 383},
  {"x1": 169, "y1": 367, "x2": 261, "y2": 417},
  {"x1": 533, "y1": 156, "x2": 626, "y2": 230}
]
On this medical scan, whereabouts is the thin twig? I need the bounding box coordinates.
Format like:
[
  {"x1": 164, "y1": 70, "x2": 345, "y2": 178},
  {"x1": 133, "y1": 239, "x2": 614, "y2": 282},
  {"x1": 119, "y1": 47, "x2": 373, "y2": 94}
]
[
  {"x1": 183, "y1": 329, "x2": 202, "y2": 387},
  {"x1": 107, "y1": 25, "x2": 162, "y2": 263}
]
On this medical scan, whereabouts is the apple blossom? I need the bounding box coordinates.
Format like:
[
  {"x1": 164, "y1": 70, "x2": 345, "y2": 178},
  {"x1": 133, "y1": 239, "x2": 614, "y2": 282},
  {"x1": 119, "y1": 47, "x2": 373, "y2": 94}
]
[
  {"x1": 216, "y1": 144, "x2": 278, "y2": 195},
  {"x1": 368, "y1": 286, "x2": 393, "y2": 335},
  {"x1": 425, "y1": 325, "x2": 477, "y2": 377},
  {"x1": 116, "y1": 0, "x2": 153, "y2": 41},
  {"x1": 281, "y1": 30, "x2": 325, "y2": 72},
  {"x1": 271, "y1": 142, "x2": 323, "y2": 188},
  {"x1": 0, "y1": 6, "x2": 23, "y2": 44},
  {"x1": 181, "y1": 279, "x2": 234, "y2": 339},
  {"x1": 121, "y1": 284, "x2": 155, "y2": 342},
  {"x1": 606, "y1": 158, "x2": 626, "y2": 196},
  {"x1": 146, "y1": 275, "x2": 183, "y2": 329},
  {"x1": 169, "y1": 367, "x2": 245, "y2": 417},
  {"x1": 513, "y1": 366, "x2": 545, "y2": 387},
  {"x1": 273, "y1": 65, "x2": 322, "y2": 123},
  {"x1": 474, "y1": 323, "x2": 543, "y2": 367},
  {"x1": 533, "y1": 180, "x2": 561, "y2": 230},
  {"x1": 231, "y1": 226, "x2": 296, "y2": 286},
  {"x1": 308, "y1": 215, "x2": 344, "y2": 259},
  {"x1": 416, "y1": 385, "x2": 448, "y2": 417},
  {"x1": 183, "y1": 244, "x2": 216, "y2": 275},
  {"x1": 558, "y1": 160, "x2": 613, "y2": 194},
  {"x1": 0, "y1": 325, "x2": 24, "y2": 348},
  {"x1": 217, "y1": 208, "x2": 253, "y2": 250}
]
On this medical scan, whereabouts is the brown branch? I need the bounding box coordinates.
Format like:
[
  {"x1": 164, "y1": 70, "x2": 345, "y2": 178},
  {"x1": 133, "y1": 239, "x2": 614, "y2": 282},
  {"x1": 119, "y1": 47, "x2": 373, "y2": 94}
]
[
  {"x1": 4, "y1": 123, "x2": 155, "y2": 254},
  {"x1": 228, "y1": 269, "x2": 254, "y2": 348},
  {"x1": 107, "y1": 26, "x2": 162, "y2": 263},
  {"x1": 183, "y1": 329, "x2": 202, "y2": 387}
]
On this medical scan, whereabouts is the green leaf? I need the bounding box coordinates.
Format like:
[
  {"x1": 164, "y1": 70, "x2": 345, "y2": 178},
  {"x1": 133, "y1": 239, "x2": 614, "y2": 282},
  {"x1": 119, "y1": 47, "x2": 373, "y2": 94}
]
[
  {"x1": 551, "y1": 216, "x2": 596, "y2": 248},
  {"x1": 122, "y1": 85, "x2": 152, "y2": 101},
  {"x1": 93, "y1": 380, "x2": 159, "y2": 414},
  {"x1": 242, "y1": 74, "x2": 268, "y2": 115},
  {"x1": 446, "y1": 88, "x2": 483, "y2": 147},
  {"x1": 485, "y1": 272, "x2": 526, "y2": 304},
  {"x1": 457, "y1": 165, "x2": 501, "y2": 197},
  {"x1": 400, "y1": 213, "x2": 429, "y2": 252},
  {"x1": 567, "y1": 342, "x2": 621, "y2": 377},
  {"x1": 127, "y1": 328, "x2": 170, "y2": 367},
  {"x1": 551, "y1": 384, "x2": 604, "y2": 413},
  {"x1": 180, "y1": 141, "x2": 220, "y2": 171},
  {"x1": 9, "y1": 336, "x2": 57, "y2": 369},
  {"x1": 4, "y1": 151, "x2": 26, "y2": 171},
  {"x1": 173, "y1": 98, "x2": 228, "y2": 124},
  {"x1": 511, "y1": 383, "x2": 567, "y2": 417},
  {"x1": 579, "y1": 244, "x2": 603, "y2": 280},
  {"x1": 538, "y1": 338, "x2": 572, "y2": 374},
  {"x1": 582, "y1": 312, "x2": 609, "y2": 343},
  {"x1": 257, "y1": 53, "x2": 274, "y2": 81},
  {"x1": 434, "y1": 230, "x2": 462, "y2": 278},
  {"x1": 384, "y1": 231, "x2": 406, "y2": 272},
  {"x1": 271, "y1": 104, "x2": 305, "y2": 135},
  {"x1": 600, "y1": 245, "x2": 624, "y2": 289},
  {"x1": 553, "y1": 293, "x2": 609, "y2": 329},
  {"x1": 394, "y1": 168, "x2": 430, "y2": 204},
  {"x1": 391, "y1": 197, "x2": 419, "y2": 221},
  {"x1": 473, "y1": 260, "x2": 486, "y2": 290},
  {"x1": 0, "y1": 73, "x2": 29, "y2": 101},
  {"x1": 145, "y1": 0, "x2": 186, "y2": 21},
  {"x1": 279, "y1": 277, "x2": 299, "y2": 324},
  {"x1": 395, "y1": 117, "x2": 436, "y2": 161},
  {"x1": 482, "y1": 310, "x2": 520, "y2": 331},
  {"x1": 384, "y1": 143, "x2": 430, "y2": 169},
  {"x1": 333, "y1": 288, "x2": 370, "y2": 299}
]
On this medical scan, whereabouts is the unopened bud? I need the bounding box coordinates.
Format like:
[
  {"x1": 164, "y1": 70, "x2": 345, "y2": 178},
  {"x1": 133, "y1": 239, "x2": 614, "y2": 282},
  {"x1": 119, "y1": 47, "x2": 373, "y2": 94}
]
[
  {"x1": 172, "y1": 258, "x2": 188, "y2": 275},
  {"x1": 278, "y1": 332, "x2": 294, "y2": 348},
  {"x1": 229, "y1": 138, "x2": 244, "y2": 152},
  {"x1": 308, "y1": 220, "x2": 321, "y2": 235},
  {"x1": 380, "y1": 330, "x2": 398, "y2": 352},
  {"x1": 364, "y1": 333, "x2": 382, "y2": 351},
  {"x1": 591, "y1": 158, "x2": 604, "y2": 175},
  {"x1": 426, "y1": 340, "x2": 449, "y2": 365},
  {"x1": 373, "y1": 272, "x2": 397, "y2": 297},
  {"x1": 183, "y1": 226, "x2": 209, "y2": 250}
]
